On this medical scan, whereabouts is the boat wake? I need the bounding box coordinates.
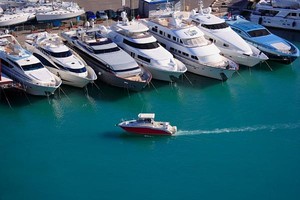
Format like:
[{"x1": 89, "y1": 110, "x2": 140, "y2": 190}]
[{"x1": 176, "y1": 122, "x2": 300, "y2": 136}]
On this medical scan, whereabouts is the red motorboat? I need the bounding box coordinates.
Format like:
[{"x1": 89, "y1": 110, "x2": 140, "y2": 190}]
[{"x1": 117, "y1": 113, "x2": 177, "y2": 136}]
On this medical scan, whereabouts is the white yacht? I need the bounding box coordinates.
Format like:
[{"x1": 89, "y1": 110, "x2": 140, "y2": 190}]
[
  {"x1": 24, "y1": 32, "x2": 97, "y2": 88},
  {"x1": 226, "y1": 15, "x2": 299, "y2": 64},
  {"x1": 250, "y1": 0, "x2": 300, "y2": 31},
  {"x1": 143, "y1": 12, "x2": 239, "y2": 81},
  {"x1": 188, "y1": 2, "x2": 268, "y2": 67},
  {"x1": 0, "y1": 10, "x2": 34, "y2": 27},
  {"x1": 0, "y1": 34, "x2": 61, "y2": 96},
  {"x1": 34, "y1": 1, "x2": 84, "y2": 22},
  {"x1": 61, "y1": 26, "x2": 152, "y2": 91},
  {"x1": 101, "y1": 12, "x2": 187, "y2": 82}
]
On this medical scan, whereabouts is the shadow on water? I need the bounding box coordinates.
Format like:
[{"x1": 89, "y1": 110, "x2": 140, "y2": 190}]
[
  {"x1": 180, "y1": 72, "x2": 224, "y2": 89},
  {"x1": 238, "y1": 58, "x2": 299, "y2": 74},
  {"x1": 0, "y1": 88, "x2": 50, "y2": 108}
]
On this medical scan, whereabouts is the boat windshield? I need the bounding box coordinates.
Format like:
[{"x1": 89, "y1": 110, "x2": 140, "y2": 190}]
[
  {"x1": 45, "y1": 49, "x2": 73, "y2": 58},
  {"x1": 93, "y1": 47, "x2": 120, "y2": 54},
  {"x1": 201, "y1": 22, "x2": 229, "y2": 30},
  {"x1": 181, "y1": 36, "x2": 209, "y2": 47},
  {"x1": 22, "y1": 62, "x2": 44, "y2": 71},
  {"x1": 247, "y1": 29, "x2": 271, "y2": 37},
  {"x1": 66, "y1": 67, "x2": 87, "y2": 73},
  {"x1": 123, "y1": 39, "x2": 159, "y2": 49}
]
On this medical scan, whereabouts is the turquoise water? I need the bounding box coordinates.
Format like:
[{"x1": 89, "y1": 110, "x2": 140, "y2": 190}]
[{"x1": 1, "y1": 30, "x2": 300, "y2": 200}]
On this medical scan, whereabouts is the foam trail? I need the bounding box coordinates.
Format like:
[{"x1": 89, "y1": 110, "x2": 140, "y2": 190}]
[{"x1": 176, "y1": 122, "x2": 300, "y2": 136}]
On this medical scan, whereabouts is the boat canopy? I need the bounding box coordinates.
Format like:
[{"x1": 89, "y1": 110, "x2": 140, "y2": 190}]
[{"x1": 138, "y1": 113, "x2": 155, "y2": 119}]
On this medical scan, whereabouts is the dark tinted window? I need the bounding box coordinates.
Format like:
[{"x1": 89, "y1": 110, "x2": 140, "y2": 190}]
[
  {"x1": 152, "y1": 27, "x2": 158, "y2": 32},
  {"x1": 123, "y1": 39, "x2": 159, "y2": 49},
  {"x1": 138, "y1": 55, "x2": 150, "y2": 63},
  {"x1": 247, "y1": 29, "x2": 270, "y2": 37},
  {"x1": 44, "y1": 49, "x2": 72, "y2": 58},
  {"x1": 93, "y1": 47, "x2": 120, "y2": 54},
  {"x1": 22, "y1": 62, "x2": 44, "y2": 71},
  {"x1": 201, "y1": 22, "x2": 229, "y2": 29},
  {"x1": 34, "y1": 53, "x2": 56, "y2": 68}
]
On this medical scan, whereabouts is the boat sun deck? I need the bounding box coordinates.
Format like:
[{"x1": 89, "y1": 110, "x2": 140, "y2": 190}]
[
  {"x1": 113, "y1": 24, "x2": 152, "y2": 39},
  {"x1": 0, "y1": 36, "x2": 30, "y2": 60}
]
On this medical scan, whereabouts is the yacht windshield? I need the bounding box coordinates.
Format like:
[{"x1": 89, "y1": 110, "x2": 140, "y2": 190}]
[
  {"x1": 66, "y1": 67, "x2": 87, "y2": 73},
  {"x1": 182, "y1": 36, "x2": 209, "y2": 47},
  {"x1": 46, "y1": 49, "x2": 73, "y2": 58},
  {"x1": 247, "y1": 29, "x2": 270, "y2": 37},
  {"x1": 93, "y1": 47, "x2": 120, "y2": 54},
  {"x1": 201, "y1": 22, "x2": 229, "y2": 30},
  {"x1": 22, "y1": 62, "x2": 44, "y2": 71},
  {"x1": 123, "y1": 39, "x2": 159, "y2": 49}
]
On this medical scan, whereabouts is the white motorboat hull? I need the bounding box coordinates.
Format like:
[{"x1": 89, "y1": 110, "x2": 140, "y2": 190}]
[
  {"x1": 35, "y1": 10, "x2": 84, "y2": 22},
  {"x1": 0, "y1": 13, "x2": 33, "y2": 27},
  {"x1": 46, "y1": 66, "x2": 97, "y2": 88},
  {"x1": 2, "y1": 67, "x2": 62, "y2": 96},
  {"x1": 139, "y1": 59, "x2": 186, "y2": 82},
  {"x1": 24, "y1": 76, "x2": 61, "y2": 96},
  {"x1": 70, "y1": 45, "x2": 152, "y2": 91},
  {"x1": 219, "y1": 46, "x2": 266, "y2": 67},
  {"x1": 25, "y1": 39, "x2": 97, "y2": 88},
  {"x1": 174, "y1": 55, "x2": 237, "y2": 81}
]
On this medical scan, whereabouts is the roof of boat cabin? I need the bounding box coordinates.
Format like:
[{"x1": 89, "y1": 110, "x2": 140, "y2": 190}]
[{"x1": 138, "y1": 113, "x2": 155, "y2": 119}]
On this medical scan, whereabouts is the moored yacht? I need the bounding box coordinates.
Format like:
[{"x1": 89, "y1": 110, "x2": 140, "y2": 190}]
[
  {"x1": 143, "y1": 11, "x2": 239, "y2": 81},
  {"x1": 61, "y1": 26, "x2": 152, "y2": 91},
  {"x1": 24, "y1": 32, "x2": 97, "y2": 88},
  {"x1": 101, "y1": 12, "x2": 187, "y2": 82},
  {"x1": 188, "y1": 1, "x2": 268, "y2": 67},
  {"x1": 0, "y1": 34, "x2": 61, "y2": 96},
  {"x1": 225, "y1": 15, "x2": 299, "y2": 64},
  {"x1": 250, "y1": 0, "x2": 300, "y2": 31}
]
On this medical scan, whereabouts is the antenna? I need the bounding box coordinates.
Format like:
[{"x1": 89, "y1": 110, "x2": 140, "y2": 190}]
[{"x1": 199, "y1": 0, "x2": 204, "y2": 14}]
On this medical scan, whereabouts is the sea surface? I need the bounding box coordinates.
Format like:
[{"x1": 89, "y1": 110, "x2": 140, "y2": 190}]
[{"x1": 1, "y1": 29, "x2": 300, "y2": 200}]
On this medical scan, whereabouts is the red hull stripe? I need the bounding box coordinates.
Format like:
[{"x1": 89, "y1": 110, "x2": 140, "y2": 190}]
[{"x1": 120, "y1": 126, "x2": 172, "y2": 135}]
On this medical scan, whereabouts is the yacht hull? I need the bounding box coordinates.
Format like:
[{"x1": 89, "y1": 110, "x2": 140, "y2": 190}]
[
  {"x1": 70, "y1": 45, "x2": 151, "y2": 91},
  {"x1": 0, "y1": 13, "x2": 33, "y2": 27},
  {"x1": 245, "y1": 41, "x2": 299, "y2": 64},
  {"x1": 46, "y1": 66, "x2": 97, "y2": 88},
  {"x1": 35, "y1": 10, "x2": 84, "y2": 22},
  {"x1": 175, "y1": 56, "x2": 237, "y2": 81},
  {"x1": 140, "y1": 59, "x2": 186, "y2": 82},
  {"x1": 219, "y1": 47, "x2": 265, "y2": 67},
  {"x1": 119, "y1": 125, "x2": 174, "y2": 136},
  {"x1": 25, "y1": 40, "x2": 97, "y2": 88},
  {"x1": 2, "y1": 67, "x2": 61, "y2": 96}
]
